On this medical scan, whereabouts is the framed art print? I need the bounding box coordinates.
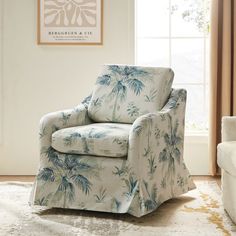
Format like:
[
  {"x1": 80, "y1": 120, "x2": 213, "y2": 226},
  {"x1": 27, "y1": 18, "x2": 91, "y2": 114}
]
[{"x1": 38, "y1": 0, "x2": 103, "y2": 45}]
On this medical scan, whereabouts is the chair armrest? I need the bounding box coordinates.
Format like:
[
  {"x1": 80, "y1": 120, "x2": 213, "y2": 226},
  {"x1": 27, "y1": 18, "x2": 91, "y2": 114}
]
[
  {"x1": 128, "y1": 89, "x2": 186, "y2": 176},
  {"x1": 39, "y1": 104, "x2": 91, "y2": 153},
  {"x1": 222, "y1": 116, "x2": 236, "y2": 142}
]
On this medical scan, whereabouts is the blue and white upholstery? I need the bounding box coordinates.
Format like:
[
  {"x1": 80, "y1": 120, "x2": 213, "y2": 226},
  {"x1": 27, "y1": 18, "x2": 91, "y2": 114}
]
[{"x1": 30, "y1": 65, "x2": 195, "y2": 217}]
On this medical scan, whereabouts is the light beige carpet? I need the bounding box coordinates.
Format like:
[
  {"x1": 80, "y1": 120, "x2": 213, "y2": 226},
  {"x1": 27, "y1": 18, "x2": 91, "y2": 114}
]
[{"x1": 0, "y1": 181, "x2": 235, "y2": 236}]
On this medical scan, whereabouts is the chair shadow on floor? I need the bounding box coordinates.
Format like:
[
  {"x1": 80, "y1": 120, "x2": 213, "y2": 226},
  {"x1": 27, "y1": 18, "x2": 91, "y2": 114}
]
[{"x1": 34, "y1": 195, "x2": 195, "y2": 228}]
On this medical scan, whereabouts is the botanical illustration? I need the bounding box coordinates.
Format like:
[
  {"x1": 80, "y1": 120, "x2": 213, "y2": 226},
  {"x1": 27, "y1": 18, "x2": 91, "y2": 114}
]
[
  {"x1": 43, "y1": 0, "x2": 97, "y2": 27},
  {"x1": 97, "y1": 66, "x2": 148, "y2": 119},
  {"x1": 94, "y1": 187, "x2": 106, "y2": 203},
  {"x1": 31, "y1": 65, "x2": 195, "y2": 217},
  {"x1": 158, "y1": 114, "x2": 182, "y2": 196},
  {"x1": 51, "y1": 123, "x2": 130, "y2": 157},
  {"x1": 142, "y1": 181, "x2": 159, "y2": 211},
  {"x1": 38, "y1": 151, "x2": 99, "y2": 207},
  {"x1": 94, "y1": 65, "x2": 151, "y2": 121},
  {"x1": 63, "y1": 127, "x2": 109, "y2": 154}
]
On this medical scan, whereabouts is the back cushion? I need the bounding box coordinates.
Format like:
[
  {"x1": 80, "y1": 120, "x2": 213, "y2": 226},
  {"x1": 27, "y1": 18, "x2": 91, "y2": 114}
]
[{"x1": 88, "y1": 65, "x2": 174, "y2": 123}]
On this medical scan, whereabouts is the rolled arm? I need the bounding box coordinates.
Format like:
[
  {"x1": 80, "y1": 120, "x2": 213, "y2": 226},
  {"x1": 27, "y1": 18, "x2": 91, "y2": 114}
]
[
  {"x1": 128, "y1": 89, "x2": 186, "y2": 175},
  {"x1": 39, "y1": 103, "x2": 92, "y2": 152},
  {"x1": 222, "y1": 116, "x2": 236, "y2": 142}
]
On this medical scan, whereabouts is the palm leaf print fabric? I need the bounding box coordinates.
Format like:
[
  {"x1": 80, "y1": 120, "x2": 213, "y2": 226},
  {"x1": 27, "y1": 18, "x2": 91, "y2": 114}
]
[
  {"x1": 88, "y1": 65, "x2": 174, "y2": 123},
  {"x1": 30, "y1": 65, "x2": 195, "y2": 217},
  {"x1": 51, "y1": 123, "x2": 131, "y2": 157}
]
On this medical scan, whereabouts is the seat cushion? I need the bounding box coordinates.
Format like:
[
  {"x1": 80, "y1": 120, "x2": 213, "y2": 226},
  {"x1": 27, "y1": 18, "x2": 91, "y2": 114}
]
[
  {"x1": 88, "y1": 64, "x2": 174, "y2": 123},
  {"x1": 217, "y1": 141, "x2": 236, "y2": 176},
  {"x1": 51, "y1": 123, "x2": 131, "y2": 157}
]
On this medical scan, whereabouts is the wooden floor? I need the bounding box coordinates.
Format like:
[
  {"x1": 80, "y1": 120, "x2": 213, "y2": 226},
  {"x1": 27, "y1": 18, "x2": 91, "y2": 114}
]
[
  {"x1": 193, "y1": 175, "x2": 221, "y2": 187},
  {"x1": 0, "y1": 175, "x2": 221, "y2": 187},
  {"x1": 0, "y1": 175, "x2": 35, "y2": 182}
]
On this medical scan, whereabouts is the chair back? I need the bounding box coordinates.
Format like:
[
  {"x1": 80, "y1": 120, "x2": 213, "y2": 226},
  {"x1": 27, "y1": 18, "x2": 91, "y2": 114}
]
[{"x1": 88, "y1": 64, "x2": 174, "y2": 123}]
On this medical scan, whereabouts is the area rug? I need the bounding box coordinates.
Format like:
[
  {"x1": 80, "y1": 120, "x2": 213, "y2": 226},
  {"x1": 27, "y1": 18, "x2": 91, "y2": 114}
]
[{"x1": 0, "y1": 181, "x2": 235, "y2": 236}]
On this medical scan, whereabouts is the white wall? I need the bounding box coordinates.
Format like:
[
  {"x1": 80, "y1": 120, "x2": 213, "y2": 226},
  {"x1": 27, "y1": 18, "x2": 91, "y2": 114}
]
[
  {"x1": 184, "y1": 134, "x2": 209, "y2": 175},
  {"x1": 0, "y1": 0, "x2": 209, "y2": 175},
  {"x1": 0, "y1": 0, "x2": 135, "y2": 174}
]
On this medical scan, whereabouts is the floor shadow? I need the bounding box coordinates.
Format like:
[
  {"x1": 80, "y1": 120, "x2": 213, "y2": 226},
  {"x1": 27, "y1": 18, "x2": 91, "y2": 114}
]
[{"x1": 35, "y1": 195, "x2": 196, "y2": 227}]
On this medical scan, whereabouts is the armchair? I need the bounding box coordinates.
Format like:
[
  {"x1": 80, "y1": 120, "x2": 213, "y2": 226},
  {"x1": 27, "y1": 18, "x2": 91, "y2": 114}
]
[
  {"x1": 217, "y1": 117, "x2": 236, "y2": 223},
  {"x1": 30, "y1": 65, "x2": 195, "y2": 217}
]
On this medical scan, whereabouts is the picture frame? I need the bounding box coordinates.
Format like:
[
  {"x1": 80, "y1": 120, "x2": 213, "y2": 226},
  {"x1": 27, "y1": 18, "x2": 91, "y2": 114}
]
[{"x1": 37, "y1": 0, "x2": 103, "y2": 45}]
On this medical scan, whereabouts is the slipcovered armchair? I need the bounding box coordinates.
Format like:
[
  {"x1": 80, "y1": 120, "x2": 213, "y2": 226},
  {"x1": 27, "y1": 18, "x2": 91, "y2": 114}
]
[
  {"x1": 217, "y1": 117, "x2": 236, "y2": 223},
  {"x1": 30, "y1": 65, "x2": 195, "y2": 217}
]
